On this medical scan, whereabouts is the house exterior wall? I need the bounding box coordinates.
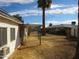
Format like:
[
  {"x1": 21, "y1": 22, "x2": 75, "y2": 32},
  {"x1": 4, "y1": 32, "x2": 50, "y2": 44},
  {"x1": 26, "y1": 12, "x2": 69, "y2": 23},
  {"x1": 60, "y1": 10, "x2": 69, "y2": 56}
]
[{"x1": 0, "y1": 17, "x2": 21, "y2": 59}]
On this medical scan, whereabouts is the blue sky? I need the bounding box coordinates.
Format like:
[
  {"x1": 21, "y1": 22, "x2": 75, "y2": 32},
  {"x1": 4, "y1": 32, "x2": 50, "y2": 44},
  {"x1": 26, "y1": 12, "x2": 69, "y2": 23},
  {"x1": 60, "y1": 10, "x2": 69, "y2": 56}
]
[{"x1": 0, "y1": 0, "x2": 78, "y2": 26}]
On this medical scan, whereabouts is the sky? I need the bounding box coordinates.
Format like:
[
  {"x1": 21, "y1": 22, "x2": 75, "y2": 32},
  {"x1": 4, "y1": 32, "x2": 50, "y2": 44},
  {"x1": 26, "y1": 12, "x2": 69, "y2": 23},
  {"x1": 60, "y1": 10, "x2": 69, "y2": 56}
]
[{"x1": 0, "y1": 0, "x2": 78, "y2": 27}]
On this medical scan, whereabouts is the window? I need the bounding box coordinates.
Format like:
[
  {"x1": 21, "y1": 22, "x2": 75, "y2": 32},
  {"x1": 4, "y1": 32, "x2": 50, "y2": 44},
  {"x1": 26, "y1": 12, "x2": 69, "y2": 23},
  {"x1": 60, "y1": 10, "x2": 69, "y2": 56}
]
[
  {"x1": 10, "y1": 28, "x2": 15, "y2": 41},
  {"x1": 0, "y1": 28, "x2": 7, "y2": 47}
]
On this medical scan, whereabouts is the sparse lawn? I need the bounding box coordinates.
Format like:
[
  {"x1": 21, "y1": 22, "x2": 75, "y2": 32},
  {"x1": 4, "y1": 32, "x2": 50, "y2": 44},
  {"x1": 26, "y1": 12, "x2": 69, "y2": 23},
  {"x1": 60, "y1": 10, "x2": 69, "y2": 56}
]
[{"x1": 9, "y1": 32, "x2": 77, "y2": 59}]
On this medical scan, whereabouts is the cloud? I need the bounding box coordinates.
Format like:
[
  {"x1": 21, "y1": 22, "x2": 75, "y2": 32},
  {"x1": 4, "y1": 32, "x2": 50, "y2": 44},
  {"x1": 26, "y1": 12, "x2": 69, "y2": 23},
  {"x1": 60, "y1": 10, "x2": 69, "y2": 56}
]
[
  {"x1": 46, "y1": 19, "x2": 78, "y2": 25},
  {"x1": 62, "y1": 7, "x2": 78, "y2": 14},
  {"x1": 31, "y1": 22, "x2": 42, "y2": 25},
  {"x1": 46, "y1": 6, "x2": 78, "y2": 14},
  {"x1": 0, "y1": 0, "x2": 35, "y2": 6},
  {"x1": 50, "y1": 4, "x2": 64, "y2": 8},
  {"x1": 0, "y1": 3, "x2": 11, "y2": 6},
  {"x1": 34, "y1": 4, "x2": 66, "y2": 9},
  {"x1": 9, "y1": 6, "x2": 78, "y2": 16},
  {"x1": 10, "y1": 9, "x2": 42, "y2": 16},
  {"x1": 0, "y1": 0, "x2": 35, "y2": 4}
]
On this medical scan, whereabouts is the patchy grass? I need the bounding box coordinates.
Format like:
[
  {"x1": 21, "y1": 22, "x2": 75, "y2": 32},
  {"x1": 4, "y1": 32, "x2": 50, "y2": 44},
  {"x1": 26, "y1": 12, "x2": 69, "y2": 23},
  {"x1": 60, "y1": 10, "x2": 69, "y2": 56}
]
[{"x1": 9, "y1": 32, "x2": 77, "y2": 59}]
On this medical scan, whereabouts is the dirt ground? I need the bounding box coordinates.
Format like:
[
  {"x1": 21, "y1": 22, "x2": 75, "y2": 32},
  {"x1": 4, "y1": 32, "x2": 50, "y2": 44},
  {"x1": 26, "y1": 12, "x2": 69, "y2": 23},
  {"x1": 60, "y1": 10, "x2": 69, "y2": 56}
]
[{"x1": 9, "y1": 32, "x2": 77, "y2": 59}]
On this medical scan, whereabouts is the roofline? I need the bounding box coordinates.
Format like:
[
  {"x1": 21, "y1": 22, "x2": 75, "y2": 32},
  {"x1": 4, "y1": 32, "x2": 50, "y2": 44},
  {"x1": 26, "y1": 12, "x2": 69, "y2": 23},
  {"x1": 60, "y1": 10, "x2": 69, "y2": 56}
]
[
  {"x1": 0, "y1": 9, "x2": 23, "y2": 24},
  {"x1": 0, "y1": 9, "x2": 10, "y2": 17},
  {"x1": 0, "y1": 14, "x2": 23, "y2": 24}
]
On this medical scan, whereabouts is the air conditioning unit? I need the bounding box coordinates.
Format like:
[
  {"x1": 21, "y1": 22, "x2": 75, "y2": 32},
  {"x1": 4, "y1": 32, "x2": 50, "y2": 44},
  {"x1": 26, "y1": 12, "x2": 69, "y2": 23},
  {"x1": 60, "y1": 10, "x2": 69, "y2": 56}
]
[{"x1": 0, "y1": 47, "x2": 9, "y2": 58}]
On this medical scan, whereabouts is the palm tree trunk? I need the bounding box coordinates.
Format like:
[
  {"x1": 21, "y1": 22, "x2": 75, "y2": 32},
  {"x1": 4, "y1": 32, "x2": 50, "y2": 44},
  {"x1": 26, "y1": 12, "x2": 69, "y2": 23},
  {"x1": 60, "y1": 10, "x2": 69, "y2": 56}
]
[
  {"x1": 42, "y1": 8, "x2": 46, "y2": 36},
  {"x1": 73, "y1": 2, "x2": 79, "y2": 59}
]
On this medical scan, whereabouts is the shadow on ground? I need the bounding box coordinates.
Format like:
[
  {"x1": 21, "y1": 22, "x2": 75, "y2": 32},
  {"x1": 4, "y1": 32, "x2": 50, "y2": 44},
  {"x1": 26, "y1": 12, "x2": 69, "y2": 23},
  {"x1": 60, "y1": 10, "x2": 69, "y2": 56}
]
[{"x1": 9, "y1": 32, "x2": 77, "y2": 59}]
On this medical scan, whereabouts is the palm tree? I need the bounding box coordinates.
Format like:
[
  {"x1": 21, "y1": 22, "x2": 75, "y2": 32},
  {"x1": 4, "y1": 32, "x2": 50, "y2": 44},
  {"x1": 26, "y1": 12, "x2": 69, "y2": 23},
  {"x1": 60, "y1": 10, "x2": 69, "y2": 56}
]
[{"x1": 38, "y1": 0, "x2": 52, "y2": 35}]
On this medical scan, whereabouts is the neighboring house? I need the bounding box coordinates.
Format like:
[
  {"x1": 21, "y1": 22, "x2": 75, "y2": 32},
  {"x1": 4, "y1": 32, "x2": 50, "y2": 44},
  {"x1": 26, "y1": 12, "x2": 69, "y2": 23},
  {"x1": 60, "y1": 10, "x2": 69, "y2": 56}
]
[
  {"x1": 28, "y1": 24, "x2": 41, "y2": 31},
  {"x1": 0, "y1": 9, "x2": 24, "y2": 59},
  {"x1": 25, "y1": 24, "x2": 41, "y2": 32},
  {"x1": 47, "y1": 24, "x2": 78, "y2": 38},
  {"x1": 23, "y1": 24, "x2": 41, "y2": 37}
]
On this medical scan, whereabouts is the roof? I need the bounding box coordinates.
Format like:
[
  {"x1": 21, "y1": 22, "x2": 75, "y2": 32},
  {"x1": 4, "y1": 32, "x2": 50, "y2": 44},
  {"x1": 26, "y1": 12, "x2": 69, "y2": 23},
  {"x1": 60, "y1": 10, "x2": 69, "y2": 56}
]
[
  {"x1": 0, "y1": 9, "x2": 23, "y2": 24},
  {"x1": 47, "y1": 24, "x2": 78, "y2": 28}
]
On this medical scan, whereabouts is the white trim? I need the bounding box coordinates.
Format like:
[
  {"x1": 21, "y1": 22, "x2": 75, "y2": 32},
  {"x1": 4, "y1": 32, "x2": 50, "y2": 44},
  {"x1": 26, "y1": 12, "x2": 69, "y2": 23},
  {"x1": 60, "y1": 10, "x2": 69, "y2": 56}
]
[{"x1": 0, "y1": 14, "x2": 22, "y2": 24}]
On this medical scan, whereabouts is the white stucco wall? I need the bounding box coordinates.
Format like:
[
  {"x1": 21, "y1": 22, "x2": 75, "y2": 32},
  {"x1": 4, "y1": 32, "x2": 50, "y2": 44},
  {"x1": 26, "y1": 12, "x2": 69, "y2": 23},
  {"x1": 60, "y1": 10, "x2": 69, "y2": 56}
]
[{"x1": 0, "y1": 19, "x2": 20, "y2": 59}]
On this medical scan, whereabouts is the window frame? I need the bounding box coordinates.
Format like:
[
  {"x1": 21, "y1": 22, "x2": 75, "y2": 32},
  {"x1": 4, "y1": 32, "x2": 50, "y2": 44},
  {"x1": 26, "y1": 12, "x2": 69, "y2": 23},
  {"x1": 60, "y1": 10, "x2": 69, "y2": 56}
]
[
  {"x1": 10, "y1": 28, "x2": 15, "y2": 41},
  {"x1": 0, "y1": 27, "x2": 7, "y2": 47}
]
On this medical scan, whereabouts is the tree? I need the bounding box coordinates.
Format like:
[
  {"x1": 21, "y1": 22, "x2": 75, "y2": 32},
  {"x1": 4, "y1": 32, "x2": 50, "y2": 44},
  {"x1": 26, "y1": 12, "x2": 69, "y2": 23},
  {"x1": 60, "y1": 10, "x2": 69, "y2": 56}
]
[
  {"x1": 49, "y1": 23, "x2": 52, "y2": 27},
  {"x1": 38, "y1": 0, "x2": 52, "y2": 35},
  {"x1": 71, "y1": 21, "x2": 76, "y2": 25},
  {"x1": 13, "y1": 14, "x2": 24, "y2": 23}
]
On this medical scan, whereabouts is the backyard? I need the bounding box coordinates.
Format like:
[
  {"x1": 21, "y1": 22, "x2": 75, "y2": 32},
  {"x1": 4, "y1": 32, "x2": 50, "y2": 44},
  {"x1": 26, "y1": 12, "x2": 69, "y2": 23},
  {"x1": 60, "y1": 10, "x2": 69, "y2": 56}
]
[{"x1": 9, "y1": 32, "x2": 77, "y2": 59}]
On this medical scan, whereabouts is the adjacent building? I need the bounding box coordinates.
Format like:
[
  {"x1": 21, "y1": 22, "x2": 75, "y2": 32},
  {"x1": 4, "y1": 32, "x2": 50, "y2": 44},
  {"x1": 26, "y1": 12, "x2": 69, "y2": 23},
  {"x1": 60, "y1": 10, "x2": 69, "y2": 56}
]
[{"x1": 47, "y1": 24, "x2": 78, "y2": 38}]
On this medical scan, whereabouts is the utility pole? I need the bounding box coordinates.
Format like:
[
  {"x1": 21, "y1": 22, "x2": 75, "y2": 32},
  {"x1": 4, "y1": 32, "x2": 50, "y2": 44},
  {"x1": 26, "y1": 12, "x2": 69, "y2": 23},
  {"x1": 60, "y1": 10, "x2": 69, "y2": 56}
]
[
  {"x1": 73, "y1": 1, "x2": 79, "y2": 59},
  {"x1": 78, "y1": 0, "x2": 79, "y2": 41}
]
